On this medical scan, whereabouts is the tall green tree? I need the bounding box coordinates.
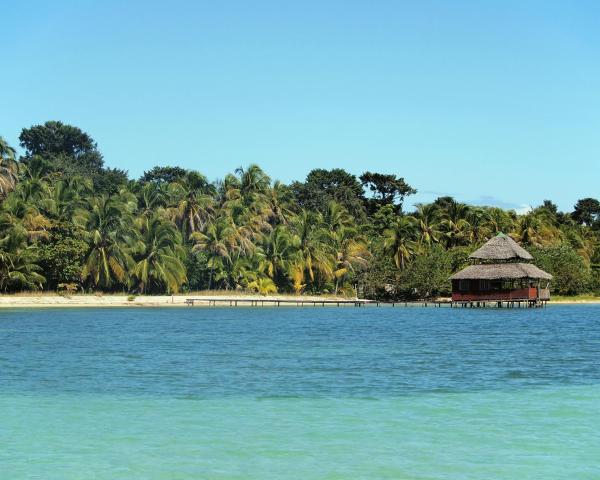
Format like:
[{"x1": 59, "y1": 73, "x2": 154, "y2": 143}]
[
  {"x1": 439, "y1": 199, "x2": 472, "y2": 248},
  {"x1": 190, "y1": 216, "x2": 237, "y2": 289},
  {"x1": 78, "y1": 193, "x2": 136, "y2": 289},
  {"x1": 360, "y1": 171, "x2": 416, "y2": 214},
  {"x1": 399, "y1": 246, "x2": 452, "y2": 299},
  {"x1": 36, "y1": 223, "x2": 88, "y2": 290},
  {"x1": 140, "y1": 166, "x2": 189, "y2": 185},
  {"x1": 572, "y1": 198, "x2": 600, "y2": 228},
  {"x1": 0, "y1": 223, "x2": 45, "y2": 291},
  {"x1": 291, "y1": 168, "x2": 366, "y2": 221},
  {"x1": 290, "y1": 210, "x2": 334, "y2": 289},
  {"x1": 131, "y1": 215, "x2": 187, "y2": 293},
  {"x1": 259, "y1": 225, "x2": 298, "y2": 285},
  {"x1": 19, "y1": 121, "x2": 127, "y2": 193},
  {"x1": 383, "y1": 216, "x2": 419, "y2": 269},
  {"x1": 414, "y1": 203, "x2": 442, "y2": 246},
  {"x1": 531, "y1": 244, "x2": 591, "y2": 295},
  {"x1": 167, "y1": 172, "x2": 215, "y2": 239}
]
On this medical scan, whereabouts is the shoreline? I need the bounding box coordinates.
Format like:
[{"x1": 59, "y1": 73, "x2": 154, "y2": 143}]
[
  {"x1": 0, "y1": 293, "x2": 360, "y2": 308},
  {"x1": 0, "y1": 294, "x2": 598, "y2": 308}
]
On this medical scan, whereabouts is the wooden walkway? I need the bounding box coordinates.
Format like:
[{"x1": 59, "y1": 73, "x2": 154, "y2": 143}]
[
  {"x1": 184, "y1": 298, "x2": 454, "y2": 308},
  {"x1": 184, "y1": 298, "x2": 548, "y2": 308}
]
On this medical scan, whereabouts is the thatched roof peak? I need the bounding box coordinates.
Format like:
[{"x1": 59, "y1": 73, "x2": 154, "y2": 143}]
[{"x1": 469, "y1": 233, "x2": 533, "y2": 261}]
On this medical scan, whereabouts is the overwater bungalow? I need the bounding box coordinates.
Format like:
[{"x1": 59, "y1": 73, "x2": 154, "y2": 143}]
[{"x1": 450, "y1": 233, "x2": 552, "y2": 307}]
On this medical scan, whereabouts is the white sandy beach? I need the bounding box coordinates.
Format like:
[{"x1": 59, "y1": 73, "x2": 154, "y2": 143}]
[{"x1": 0, "y1": 293, "x2": 363, "y2": 308}]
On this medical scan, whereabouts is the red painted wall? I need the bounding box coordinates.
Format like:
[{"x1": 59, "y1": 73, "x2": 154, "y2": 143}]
[{"x1": 452, "y1": 287, "x2": 539, "y2": 302}]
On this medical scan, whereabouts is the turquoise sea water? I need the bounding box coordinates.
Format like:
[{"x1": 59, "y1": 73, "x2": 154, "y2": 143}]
[{"x1": 1, "y1": 306, "x2": 599, "y2": 479}]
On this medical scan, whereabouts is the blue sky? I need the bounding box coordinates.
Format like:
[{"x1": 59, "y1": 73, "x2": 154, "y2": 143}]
[{"x1": 1, "y1": 0, "x2": 599, "y2": 212}]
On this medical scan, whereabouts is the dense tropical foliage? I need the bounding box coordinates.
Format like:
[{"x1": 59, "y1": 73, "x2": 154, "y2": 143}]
[{"x1": 0, "y1": 122, "x2": 599, "y2": 297}]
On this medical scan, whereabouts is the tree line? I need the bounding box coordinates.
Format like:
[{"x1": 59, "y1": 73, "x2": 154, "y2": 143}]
[{"x1": 1, "y1": 121, "x2": 599, "y2": 297}]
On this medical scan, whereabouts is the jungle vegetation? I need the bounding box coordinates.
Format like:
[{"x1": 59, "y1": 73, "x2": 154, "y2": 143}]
[{"x1": 1, "y1": 121, "x2": 599, "y2": 298}]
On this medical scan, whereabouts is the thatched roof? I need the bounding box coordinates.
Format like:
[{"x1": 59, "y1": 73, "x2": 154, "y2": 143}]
[
  {"x1": 450, "y1": 263, "x2": 553, "y2": 281},
  {"x1": 469, "y1": 233, "x2": 533, "y2": 261}
]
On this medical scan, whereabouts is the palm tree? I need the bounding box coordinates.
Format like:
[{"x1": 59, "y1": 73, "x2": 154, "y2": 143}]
[
  {"x1": 236, "y1": 164, "x2": 271, "y2": 198},
  {"x1": 289, "y1": 262, "x2": 306, "y2": 294},
  {"x1": 22, "y1": 155, "x2": 54, "y2": 181},
  {"x1": 383, "y1": 215, "x2": 419, "y2": 269},
  {"x1": 466, "y1": 208, "x2": 492, "y2": 244},
  {"x1": 512, "y1": 213, "x2": 560, "y2": 247},
  {"x1": 232, "y1": 205, "x2": 271, "y2": 248},
  {"x1": 485, "y1": 207, "x2": 515, "y2": 235},
  {"x1": 217, "y1": 173, "x2": 242, "y2": 208},
  {"x1": 265, "y1": 180, "x2": 295, "y2": 226},
  {"x1": 226, "y1": 255, "x2": 258, "y2": 290},
  {"x1": 42, "y1": 176, "x2": 92, "y2": 223},
  {"x1": 0, "y1": 224, "x2": 45, "y2": 291},
  {"x1": 414, "y1": 203, "x2": 442, "y2": 246},
  {"x1": 167, "y1": 172, "x2": 215, "y2": 240},
  {"x1": 131, "y1": 215, "x2": 187, "y2": 293},
  {"x1": 561, "y1": 224, "x2": 597, "y2": 265},
  {"x1": 439, "y1": 200, "x2": 472, "y2": 248},
  {"x1": 323, "y1": 201, "x2": 353, "y2": 233},
  {"x1": 138, "y1": 182, "x2": 170, "y2": 217},
  {"x1": 248, "y1": 277, "x2": 278, "y2": 295},
  {"x1": 78, "y1": 194, "x2": 136, "y2": 289},
  {"x1": 0, "y1": 136, "x2": 18, "y2": 199},
  {"x1": 330, "y1": 227, "x2": 369, "y2": 294},
  {"x1": 190, "y1": 216, "x2": 237, "y2": 289},
  {"x1": 290, "y1": 210, "x2": 334, "y2": 288},
  {"x1": 0, "y1": 189, "x2": 51, "y2": 241},
  {"x1": 259, "y1": 225, "x2": 298, "y2": 284}
]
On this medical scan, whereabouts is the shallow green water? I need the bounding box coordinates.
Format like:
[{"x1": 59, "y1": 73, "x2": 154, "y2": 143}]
[{"x1": 1, "y1": 306, "x2": 599, "y2": 479}]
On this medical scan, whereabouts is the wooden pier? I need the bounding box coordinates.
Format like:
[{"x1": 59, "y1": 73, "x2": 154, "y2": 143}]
[
  {"x1": 185, "y1": 298, "x2": 371, "y2": 307},
  {"x1": 184, "y1": 298, "x2": 548, "y2": 308}
]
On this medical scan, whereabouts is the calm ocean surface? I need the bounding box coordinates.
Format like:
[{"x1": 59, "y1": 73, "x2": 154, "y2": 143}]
[{"x1": 1, "y1": 305, "x2": 599, "y2": 479}]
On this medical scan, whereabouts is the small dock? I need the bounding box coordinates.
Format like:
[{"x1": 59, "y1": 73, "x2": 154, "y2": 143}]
[
  {"x1": 184, "y1": 298, "x2": 548, "y2": 308},
  {"x1": 185, "y1": 298, "x2": 454, "y2": 308},
  {"x1": 185, "y1": 298, "x2": 370, "y2": 307}
]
